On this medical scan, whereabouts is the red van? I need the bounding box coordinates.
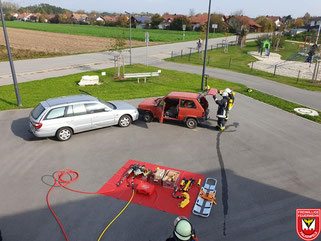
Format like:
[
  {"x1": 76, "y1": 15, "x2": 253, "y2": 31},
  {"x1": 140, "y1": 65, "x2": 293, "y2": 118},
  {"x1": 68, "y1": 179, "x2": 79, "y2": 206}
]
[{"x1": 138, "y1": 89, "x2": 217, "y2": 129}]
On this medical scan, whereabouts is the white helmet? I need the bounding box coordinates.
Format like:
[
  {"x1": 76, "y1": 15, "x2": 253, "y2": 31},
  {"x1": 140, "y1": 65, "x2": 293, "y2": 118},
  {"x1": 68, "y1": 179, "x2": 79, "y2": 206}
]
[
  {"x1": 174, "y1": 216, "x2": 193, "y2": 241},
  {"x1": 225, "y1": 88, "x2": 232, "y2": 94},
  {"x1": 222, "y1": 91, "x2": 229, "y2": 97}
]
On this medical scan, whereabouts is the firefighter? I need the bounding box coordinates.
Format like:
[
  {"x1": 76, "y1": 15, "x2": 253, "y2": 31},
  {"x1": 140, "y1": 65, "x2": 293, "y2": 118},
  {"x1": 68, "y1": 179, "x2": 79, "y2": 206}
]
[
  {"x1": 213, "y1": 91, "x2": 229, "y2": 131},
  {"x1": 166, "y1": 216, "x2": 198, "y2": 241},
  {"x1": 224, "y1": 88, "x2": 235, "y2": 120}
]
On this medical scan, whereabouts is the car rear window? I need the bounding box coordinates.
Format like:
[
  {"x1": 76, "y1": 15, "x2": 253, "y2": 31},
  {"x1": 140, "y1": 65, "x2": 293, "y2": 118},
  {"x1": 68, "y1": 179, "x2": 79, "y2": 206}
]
[{"x1": 31, "y1": 104, "x2": 45, "y2": 119}]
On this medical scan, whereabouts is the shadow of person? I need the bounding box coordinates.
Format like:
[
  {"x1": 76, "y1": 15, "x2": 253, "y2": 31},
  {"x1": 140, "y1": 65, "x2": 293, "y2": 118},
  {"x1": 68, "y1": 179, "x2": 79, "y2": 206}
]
[{"x1": 11, "y1": 117, "x2": 45, "y2": 141}]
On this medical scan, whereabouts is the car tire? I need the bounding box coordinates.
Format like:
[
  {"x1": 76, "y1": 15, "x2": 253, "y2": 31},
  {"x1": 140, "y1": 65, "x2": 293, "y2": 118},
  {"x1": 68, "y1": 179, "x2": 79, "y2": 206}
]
[
  {"x1": 186, "y1": 118, "x2": 197, "y2": 129},
  {"x1": 56, "y1": 127, "x2": 73, "y2": 141},
  {"x1": 143, "y1": 111, "x2": 153, "y2": 122},
  {"x1": 119, "y1": 114, "x2": 132, "y2": 127}
]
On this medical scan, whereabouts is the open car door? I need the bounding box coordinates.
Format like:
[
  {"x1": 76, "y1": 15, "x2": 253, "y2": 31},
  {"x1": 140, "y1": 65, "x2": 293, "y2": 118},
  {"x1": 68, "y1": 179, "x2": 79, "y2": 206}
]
[
  {"x1": 154, "y1": 99, "x2": 165, "y2": 123},
  {"x1": 206, "y1": 88, "x2": 218, "y2": 96}
]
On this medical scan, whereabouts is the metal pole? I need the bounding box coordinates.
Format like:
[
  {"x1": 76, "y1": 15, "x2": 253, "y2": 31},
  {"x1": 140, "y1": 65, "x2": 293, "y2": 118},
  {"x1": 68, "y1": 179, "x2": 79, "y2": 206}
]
[
  {"x1": 125, "y1": 12, "x2": 132, "y2": 65},
  {"x1": 316, "y1": 24, "x2": 321, "y2": 44},
  {"x1": 201, "y1": 0, "x2": 212, "y2": 90},
  {"x1": 0, "y1": 0, "x2": 22, "y2": 106},
  {"x1": 273, "y1": 65, "x2": 277, "y2": 77}
]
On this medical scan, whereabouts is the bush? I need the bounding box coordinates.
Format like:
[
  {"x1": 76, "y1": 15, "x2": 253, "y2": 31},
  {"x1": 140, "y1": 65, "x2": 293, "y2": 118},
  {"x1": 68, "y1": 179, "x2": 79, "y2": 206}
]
[
  {"x1": 255, "y1": 34, "x2": 270, "y2": 46},
  {"x1": 255, "y1": 33, "x2": 285, "y2": 49}
]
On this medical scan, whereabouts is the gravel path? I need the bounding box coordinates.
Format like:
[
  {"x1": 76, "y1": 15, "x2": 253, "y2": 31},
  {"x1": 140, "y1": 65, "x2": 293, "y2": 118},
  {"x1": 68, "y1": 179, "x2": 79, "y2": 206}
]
[{"x1": 248, "y1": 51, "x2": 321, "y2": 81}]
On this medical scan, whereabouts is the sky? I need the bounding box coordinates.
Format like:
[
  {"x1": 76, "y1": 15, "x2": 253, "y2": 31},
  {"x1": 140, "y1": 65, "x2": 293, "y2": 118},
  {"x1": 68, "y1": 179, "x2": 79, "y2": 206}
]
[{"x1": 6, "y1": 0, "x2": 321, "y2": 18}]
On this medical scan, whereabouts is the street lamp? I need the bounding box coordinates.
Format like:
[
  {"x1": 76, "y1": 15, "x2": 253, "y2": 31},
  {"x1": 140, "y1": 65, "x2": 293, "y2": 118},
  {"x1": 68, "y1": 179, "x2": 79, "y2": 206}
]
[
  {"x1": 201, "y1": 0, "x2": 212, "y2": 90},
  {"x1": 125, "y1": 11, "x2": 132, "y2": 65},
  {"x1": 0, "y1": 0, "x2": 22, "y2": 106}
]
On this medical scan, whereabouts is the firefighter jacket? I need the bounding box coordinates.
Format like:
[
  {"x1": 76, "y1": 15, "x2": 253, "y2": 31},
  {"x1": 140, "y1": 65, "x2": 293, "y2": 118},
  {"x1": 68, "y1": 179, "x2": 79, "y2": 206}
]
[{"x1": 215, "y1": 96, "x2": 229, "y2": 118}]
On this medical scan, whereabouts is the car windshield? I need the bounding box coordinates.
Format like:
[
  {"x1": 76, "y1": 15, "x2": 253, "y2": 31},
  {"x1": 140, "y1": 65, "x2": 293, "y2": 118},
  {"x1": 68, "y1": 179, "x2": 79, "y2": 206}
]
[
  {"x1": 31, "y1": 103, "x2": 45, "y2": 119},
  {"x1": 99, "y1": 100, "x2": 116, "y2": 110}
]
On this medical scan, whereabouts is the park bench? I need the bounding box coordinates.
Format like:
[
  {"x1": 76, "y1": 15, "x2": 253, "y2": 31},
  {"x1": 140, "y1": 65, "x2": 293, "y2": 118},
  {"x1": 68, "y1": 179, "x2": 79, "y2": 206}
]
[{"x1": 123, "y1": 70, "x2": 162, "y2": 83}]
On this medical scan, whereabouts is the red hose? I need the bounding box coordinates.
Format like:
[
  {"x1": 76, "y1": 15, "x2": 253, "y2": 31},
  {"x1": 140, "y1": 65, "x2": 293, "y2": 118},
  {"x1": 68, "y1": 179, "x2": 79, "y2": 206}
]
[{"x1": 46, "y1": 169, "x2": 99, "y2": 241}]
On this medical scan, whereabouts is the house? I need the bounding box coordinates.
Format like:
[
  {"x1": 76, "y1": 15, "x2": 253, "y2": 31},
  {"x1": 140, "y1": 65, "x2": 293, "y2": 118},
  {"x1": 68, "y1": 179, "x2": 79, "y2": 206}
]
[
  {"x1": 132, "y1": 16, "x2": 151, "y2": 29},
  {"x1": 310, "y1": 17, "x2": 321, "y2": 28},
  {"x1": 266, "y1": 16, "x2": 282, "y2": 27},
  {"x1": 225, "y1": 15, "x2": 262, "y2": 32},
  {"x1": 190, "y1": 14, "x2": 208, "y2": 31},
  {"x1": 290, "y1": 28, "x2": 307, "y2": 35},
  {"x1": 160, "y1": 13, "x2": 186, "y2": 29},
  {"x1": 17, "y1": 13, "x2": 37, "y2": 22},
  {"x1": 72, "y1": 13, "x2": 88, "y2": 22},
  {"x1": 95, "y1": 16, "x2": 105, "y2": 22},
  {"x1": 104, "y1": 16, "x2": 117, "y2": 22}
]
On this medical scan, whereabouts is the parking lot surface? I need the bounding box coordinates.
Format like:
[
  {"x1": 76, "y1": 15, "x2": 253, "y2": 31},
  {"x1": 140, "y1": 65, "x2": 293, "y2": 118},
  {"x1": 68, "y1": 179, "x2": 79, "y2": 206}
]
[{"x1": 0, "y1": 94, "x2": 320, "y2": 241}]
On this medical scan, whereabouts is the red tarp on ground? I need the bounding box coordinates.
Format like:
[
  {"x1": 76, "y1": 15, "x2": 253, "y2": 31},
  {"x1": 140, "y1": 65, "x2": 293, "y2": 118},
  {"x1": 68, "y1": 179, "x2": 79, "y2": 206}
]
[{"x1": 97, "y1": 160, "x2": 204, "y2": 217}]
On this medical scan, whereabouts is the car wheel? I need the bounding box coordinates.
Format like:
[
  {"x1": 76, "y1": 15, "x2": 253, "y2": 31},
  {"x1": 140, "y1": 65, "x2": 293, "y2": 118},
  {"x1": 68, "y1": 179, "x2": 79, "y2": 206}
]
[
  {"x1": 56, "y1": 127, "x2": 73, "y2": 141},
  {"x1": 186, "y1": 118, "x2": 197, "y2": 129},
  {"x1": 143, "y1": 111, "x2": 153, "y2": 122},
  {"x1": 119, "y1": 114, "x2": 132, "y2": 127}
]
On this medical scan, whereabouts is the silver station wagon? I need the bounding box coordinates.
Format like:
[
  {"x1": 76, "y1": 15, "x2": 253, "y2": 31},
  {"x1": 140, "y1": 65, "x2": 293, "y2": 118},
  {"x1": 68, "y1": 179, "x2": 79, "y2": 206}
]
[{"x1": 29, "y1": 95, "x2": 139, "y2": 141}]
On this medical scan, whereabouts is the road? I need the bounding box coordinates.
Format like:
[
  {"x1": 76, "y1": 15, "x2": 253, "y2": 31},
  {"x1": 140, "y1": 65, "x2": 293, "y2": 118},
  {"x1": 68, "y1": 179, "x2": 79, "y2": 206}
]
[{"x1": 0, "y1": 95, "x2": 320, "y2": 241}]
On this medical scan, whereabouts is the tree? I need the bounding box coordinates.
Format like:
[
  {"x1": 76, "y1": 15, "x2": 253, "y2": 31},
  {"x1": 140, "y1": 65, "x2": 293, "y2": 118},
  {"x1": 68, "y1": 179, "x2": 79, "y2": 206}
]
[
  {"x1": 210, "y1": 13, "x2": 227, "y2": 33},
  {"x1": 169, "y1": 16, "x2": 190, "y2": 30},
  {"x1": 1, "y1": 1, "x2": 19, "y2": 14},
  {"x1": 302, "y1": 12, "x2": 311, "y2": 25},
  {"x1": 232, "y1": 9, "x2": 243, "y2": 16},
  {"x1": 294, "y1": 18, "x2": 304, "y2": 27},
  {"x1": 256, "y1": 16, "x2": 276, "y2": 32},
  {"x1": 116, "y1": 15, "x2": 128, "y2": 28},
  {"x1": 189, "y1": 9, "x2": 195, "y2": 17},
  {"x1": 76, "y1": 10, "x2": 86, "y2": 14},
  {"x1": 228, "y1": 16, "x2": 244, "y2": 33},
  {"x1": 151, "y1": 14, "x2": 164, "y2": 29}
]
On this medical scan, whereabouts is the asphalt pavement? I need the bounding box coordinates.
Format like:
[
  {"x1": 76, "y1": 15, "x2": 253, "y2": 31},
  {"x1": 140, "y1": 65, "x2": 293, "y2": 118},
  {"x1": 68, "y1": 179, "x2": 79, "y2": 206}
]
[{"x1": 0, "y1": 95, "x2": 320, "y2": 241}]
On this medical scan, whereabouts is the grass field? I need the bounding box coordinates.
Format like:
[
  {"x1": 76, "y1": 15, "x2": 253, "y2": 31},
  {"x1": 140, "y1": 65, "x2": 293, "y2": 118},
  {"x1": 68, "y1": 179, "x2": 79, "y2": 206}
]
[
  {"x1": 2, "y1": 21, "x2": 226, "y2": 42},
  {"x1": 167, "y1": 41, "x2": 321, "y2": 92},
  {"x1": 1, "y1": 64, "x2": 320, "y2": 123}
]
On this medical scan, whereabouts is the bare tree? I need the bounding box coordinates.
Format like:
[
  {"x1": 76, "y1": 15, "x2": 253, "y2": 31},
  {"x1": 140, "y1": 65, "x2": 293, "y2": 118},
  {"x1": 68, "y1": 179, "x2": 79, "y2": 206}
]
[
  {"x1": 189, "y1": 8, "x2": 196, "y2": 17},
  {"x1": 232, "y1": 9, "x2": 243, "y2": 16},
  {"x1": 111, "y1": 35, "x2": 126, "y2": 78},
  {"x1": 2, "y1": 1, "x2": 19, "y2": 13}
]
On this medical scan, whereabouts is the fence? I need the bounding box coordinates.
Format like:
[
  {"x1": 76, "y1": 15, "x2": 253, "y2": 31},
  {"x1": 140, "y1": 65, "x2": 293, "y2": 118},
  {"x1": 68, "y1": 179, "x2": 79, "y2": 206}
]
[{"x1": 169, "y1": 43, "x2": 321, "y2": 82}]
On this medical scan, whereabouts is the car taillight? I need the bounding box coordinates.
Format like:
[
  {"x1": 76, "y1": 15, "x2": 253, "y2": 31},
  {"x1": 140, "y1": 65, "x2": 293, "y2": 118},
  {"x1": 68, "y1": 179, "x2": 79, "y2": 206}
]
[{"x1": 32, "y1": 122, "x2": 42, "y2": 130}]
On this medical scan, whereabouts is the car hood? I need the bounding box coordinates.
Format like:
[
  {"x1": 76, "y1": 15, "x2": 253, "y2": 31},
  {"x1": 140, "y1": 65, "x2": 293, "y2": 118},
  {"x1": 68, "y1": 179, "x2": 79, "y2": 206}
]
[
  {"x1": 138, "y1": 97, "x2": 158, "y2": 107},
  {"x1": 110, "y1": 101, "x2": 137, "y2": 111}
]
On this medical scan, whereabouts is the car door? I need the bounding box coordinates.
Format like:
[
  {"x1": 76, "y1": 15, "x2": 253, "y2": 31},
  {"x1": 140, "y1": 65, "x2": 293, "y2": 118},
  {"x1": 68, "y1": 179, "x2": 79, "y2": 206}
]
[
  {"x1": 67, "y1": 103, "x2": 92, "y2": 132},
  {"x1": 85, "y1": 102, "x2": 115, "y2": 128},
  {"x1": 179, "y1": 99, "x2": 198, "y2": 120},
  {"x1": 154, "y1": 98, "x2": 165, "y2": 123}
]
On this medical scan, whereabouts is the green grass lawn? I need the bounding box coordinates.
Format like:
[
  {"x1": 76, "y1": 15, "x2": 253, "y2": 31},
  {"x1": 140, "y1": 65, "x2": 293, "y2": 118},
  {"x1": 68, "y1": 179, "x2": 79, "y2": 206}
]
[
  {"x1": 167, "y1": 41, "x2": 321, "y2": 92},
  {"x1": 2, "y1": 21, "x2": 225, "y2": 42},
  {"x1": 1, "y1": 64, "x2": 320, "y2": 124}
]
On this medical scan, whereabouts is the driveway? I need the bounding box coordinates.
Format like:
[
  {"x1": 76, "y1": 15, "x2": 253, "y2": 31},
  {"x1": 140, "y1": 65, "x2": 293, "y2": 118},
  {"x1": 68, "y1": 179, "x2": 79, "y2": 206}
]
[{"x1": 0, "y1": 95, "x2": 320, "y2": 241}]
